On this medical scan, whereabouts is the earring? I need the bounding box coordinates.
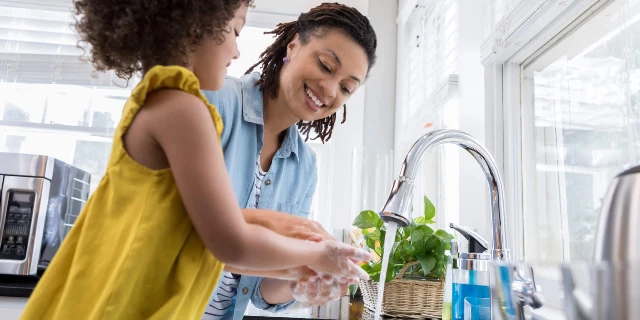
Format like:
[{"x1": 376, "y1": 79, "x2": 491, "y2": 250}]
[{"x1": 283, "y1": 56, "x2": 291, "y2": 64}]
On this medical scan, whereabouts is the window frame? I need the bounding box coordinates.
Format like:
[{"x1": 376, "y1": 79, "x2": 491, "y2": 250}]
[{"x1": 481, "y1": 0, "x2": 617, "y2": 261}]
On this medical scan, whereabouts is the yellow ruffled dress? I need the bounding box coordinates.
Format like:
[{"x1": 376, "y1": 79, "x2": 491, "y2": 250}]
[{"x1": 21, "y1": 66, "x2": 225, "y2": 320}]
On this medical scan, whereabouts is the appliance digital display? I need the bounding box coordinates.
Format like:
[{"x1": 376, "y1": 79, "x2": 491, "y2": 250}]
[{"x1": 11, "y1": 192, "x2": 32, "y2": 203}]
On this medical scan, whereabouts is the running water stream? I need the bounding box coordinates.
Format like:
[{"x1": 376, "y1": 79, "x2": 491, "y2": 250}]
[{"x1": 374, "y1": 222, "x2": 398, "y2": 320}]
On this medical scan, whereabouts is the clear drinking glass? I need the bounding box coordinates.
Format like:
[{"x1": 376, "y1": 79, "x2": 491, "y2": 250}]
[{"x1": 464, "y1": 297, "x2": 491, "y2": 320}]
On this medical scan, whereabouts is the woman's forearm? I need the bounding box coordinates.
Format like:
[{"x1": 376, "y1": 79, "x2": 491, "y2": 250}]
[
  {"x1": 223, "y1": 265, "x2": 311, "y2": 280},
  {"x1": 241, "y1": 208, "x2": 293, "y2": 229},
  {"x1": 241, "y1": 208, "x2": 265, "y2": 225},
  {"x1": 223, "y1": 265, "x2": 296, "y2": 305},
  {"x1": 241, "y1": 208, "x2": 333, "y2": 241},
  {"x1": 223, "y1": 265, "x2": 291, "y2": 279}
]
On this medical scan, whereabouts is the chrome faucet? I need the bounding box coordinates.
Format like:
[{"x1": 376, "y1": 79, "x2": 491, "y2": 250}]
[{"x1": 379, "y1": 129, "x2": 509, "y2": 260}]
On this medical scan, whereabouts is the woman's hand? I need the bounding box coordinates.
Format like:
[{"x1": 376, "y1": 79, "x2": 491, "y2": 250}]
[
  {"x1": 289, "y1": 275, "x2": 359, "y2": 306},
  {"x1": 242, "y1": 209, "x2": 333, "y2": 242}
]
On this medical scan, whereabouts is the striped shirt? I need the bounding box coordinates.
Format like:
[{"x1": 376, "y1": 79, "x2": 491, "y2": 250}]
[
  {"x1": 251, "y1": 155, "x2": 267, "y2": 208},
  {"x1": 203, "y1": 154, "x2": 267, "y2": 319}
]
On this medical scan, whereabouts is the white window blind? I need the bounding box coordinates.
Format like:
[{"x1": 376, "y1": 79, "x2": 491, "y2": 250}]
[
  {"x1": 396, "y1": 0, "x2": 458, "y2": 139},
  {"x1": 394, "y1": 0, "x2": 460, "y2": 230},
  {"x1": 0, "y1": 1, "x2": 72, "y2": 12},
  {"x1": 422, "y1": 0, "x2": 458, "y2": 103},
  {"x1": 482, "y1": 0, "x2": 526, "y2": 38},
  {"x1": 0, "y1": 4, "x2": 130, "y2": 87}
]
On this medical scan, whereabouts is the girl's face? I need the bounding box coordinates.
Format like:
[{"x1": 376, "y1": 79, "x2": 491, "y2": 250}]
[
  {"x1": 278, "y1": 30, "x2": 369, "y2": 122},
  {"x1": 192, "y1": 3, "x2": 248, "y2": 90}
]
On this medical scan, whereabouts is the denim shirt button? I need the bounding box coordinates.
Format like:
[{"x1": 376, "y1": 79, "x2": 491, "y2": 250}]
[
  {"x1": 265, "y1": 179, "x2": 271, "y2": 186},
  {"x1": 242, "y1": 287, "x2": 249, "y2": 294}
]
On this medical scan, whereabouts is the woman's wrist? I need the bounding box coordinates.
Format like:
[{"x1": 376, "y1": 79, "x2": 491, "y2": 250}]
[
  {"x1": 259, "y1": 278, "x2": 295, "y2": 305},
  {"x1": 242, "y1": 209, "x2": 265, "y2": 226}
]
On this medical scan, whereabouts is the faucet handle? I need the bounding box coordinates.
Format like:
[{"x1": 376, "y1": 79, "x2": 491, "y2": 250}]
[
  {"x1": 511, "y1": 263, "x2": 544, "y2": 319},
  {"x1": 449, "y1": 223, "x2": 489, "y2": 253}
]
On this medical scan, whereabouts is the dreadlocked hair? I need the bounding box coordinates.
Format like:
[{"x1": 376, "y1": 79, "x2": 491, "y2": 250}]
[{"x1": 244, "y1": 2, "x2": 376, "y2": 143}]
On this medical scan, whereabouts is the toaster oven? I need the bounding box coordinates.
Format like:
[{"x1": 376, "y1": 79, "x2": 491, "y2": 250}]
[{"x1": 0, "y1": 152, "x2": 90, "y2": 276}]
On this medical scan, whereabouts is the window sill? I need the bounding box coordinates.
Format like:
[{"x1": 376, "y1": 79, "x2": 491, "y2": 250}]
[{"x1": 0, "y1": 121, "x2": 114, "y2": 140}]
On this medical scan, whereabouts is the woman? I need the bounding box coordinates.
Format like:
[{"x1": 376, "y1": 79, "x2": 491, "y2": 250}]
[{"x1": 201, "y1": 3, "x2": 377, "y2": 319}]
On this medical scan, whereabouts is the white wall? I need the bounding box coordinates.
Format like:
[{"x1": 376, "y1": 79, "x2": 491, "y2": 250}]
[
  {"x1": 358, "y1": 0, "x2": 399, "y2": 213},
  {"x1": 363, "y1": 0, "x2": 397, "y2": 152}
]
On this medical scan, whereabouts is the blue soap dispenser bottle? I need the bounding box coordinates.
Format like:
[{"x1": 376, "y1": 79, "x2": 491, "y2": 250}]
[{"x1": 449, "y1": 223, "x2": 491, "y2": 320}]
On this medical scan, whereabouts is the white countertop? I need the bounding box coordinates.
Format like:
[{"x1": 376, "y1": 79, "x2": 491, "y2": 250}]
[{"x1": 0, "y1": 296, "x2": 27, "y2": 320}]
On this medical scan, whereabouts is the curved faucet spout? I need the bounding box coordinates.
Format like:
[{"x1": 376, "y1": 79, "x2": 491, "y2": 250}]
[{"x1": 380, "y1": 129, "x2": 509, "y2": 260}]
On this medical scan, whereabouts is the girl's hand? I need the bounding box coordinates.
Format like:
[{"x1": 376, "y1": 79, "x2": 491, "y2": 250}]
[{"x1": 308, "y1": 241, "x2": 371, "y2": 279}]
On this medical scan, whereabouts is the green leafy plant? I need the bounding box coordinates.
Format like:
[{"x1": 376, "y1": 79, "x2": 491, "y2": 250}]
[{"x1": 353, "y1": 195, "x2": 453, "y2": 284}]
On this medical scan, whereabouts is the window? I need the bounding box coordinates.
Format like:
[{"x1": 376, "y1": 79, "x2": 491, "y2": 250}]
[
  {"x1": 0, "y1": 83, "x2": 128, "y2": 193},
  {"x1": 0, "y1": 3, "x2": 276, "y2": 194},
  {"x1": 227, "y1": 26, "x2": 276, "y2": 78},
  {"x1": 520, "y1": 0, "x2": 640, "y2": 261},
  {"x1": 396, "y1": 0, "x2": 458, "y2": 131},
  {"x1": 395, "y1": 0, "x2": 460, "y2": 230}
]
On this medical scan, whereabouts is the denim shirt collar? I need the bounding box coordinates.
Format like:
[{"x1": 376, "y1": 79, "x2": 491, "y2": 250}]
[{"x1": 240, "y1": 72, "x2": 299, "y2": 161}]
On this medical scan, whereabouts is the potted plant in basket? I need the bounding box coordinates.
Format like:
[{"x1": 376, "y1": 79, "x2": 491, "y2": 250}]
[{"x1": 350, "y1": 195, "x2": 453, "y2": 318}]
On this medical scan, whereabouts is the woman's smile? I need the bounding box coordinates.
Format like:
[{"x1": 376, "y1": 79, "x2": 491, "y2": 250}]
[{"x1": 303, "y1": 84, "x2": 328, "y2": 113}]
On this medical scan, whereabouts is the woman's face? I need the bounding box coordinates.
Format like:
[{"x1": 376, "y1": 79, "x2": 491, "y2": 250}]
[
  {"x1": 192, "y1": 4, "x2": 248, "y2": 90},
  {"x1": 279, "y1": 30, "x2": 369, "y2": 122}
]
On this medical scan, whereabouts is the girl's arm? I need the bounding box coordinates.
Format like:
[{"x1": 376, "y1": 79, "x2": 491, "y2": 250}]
[{"x1": 140, "y1": 90, "x2": 369, "y2": 274}]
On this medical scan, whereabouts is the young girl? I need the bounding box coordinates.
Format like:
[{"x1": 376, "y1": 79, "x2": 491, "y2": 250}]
[{"x1": 21, "y1": 1, "x2": 370, "y2": 319}]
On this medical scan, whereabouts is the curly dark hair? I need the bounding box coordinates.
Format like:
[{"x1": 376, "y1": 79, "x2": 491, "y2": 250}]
[
  {"x1": 73, "y1": 0, "x2": 253, "y2": 81},
  {"x1": 245, "y1": 2, "x2": 377, "y2": 143}
]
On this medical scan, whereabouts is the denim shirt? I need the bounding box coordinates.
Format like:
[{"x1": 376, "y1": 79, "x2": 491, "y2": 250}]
[{"x1": 201, "y1": 72, "x2": 318, "y2": 320}]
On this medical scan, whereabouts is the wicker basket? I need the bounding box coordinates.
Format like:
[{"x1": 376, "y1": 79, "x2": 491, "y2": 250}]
[{"x1": 359, "y1": 261, "x2": 444, "y2": 319}]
